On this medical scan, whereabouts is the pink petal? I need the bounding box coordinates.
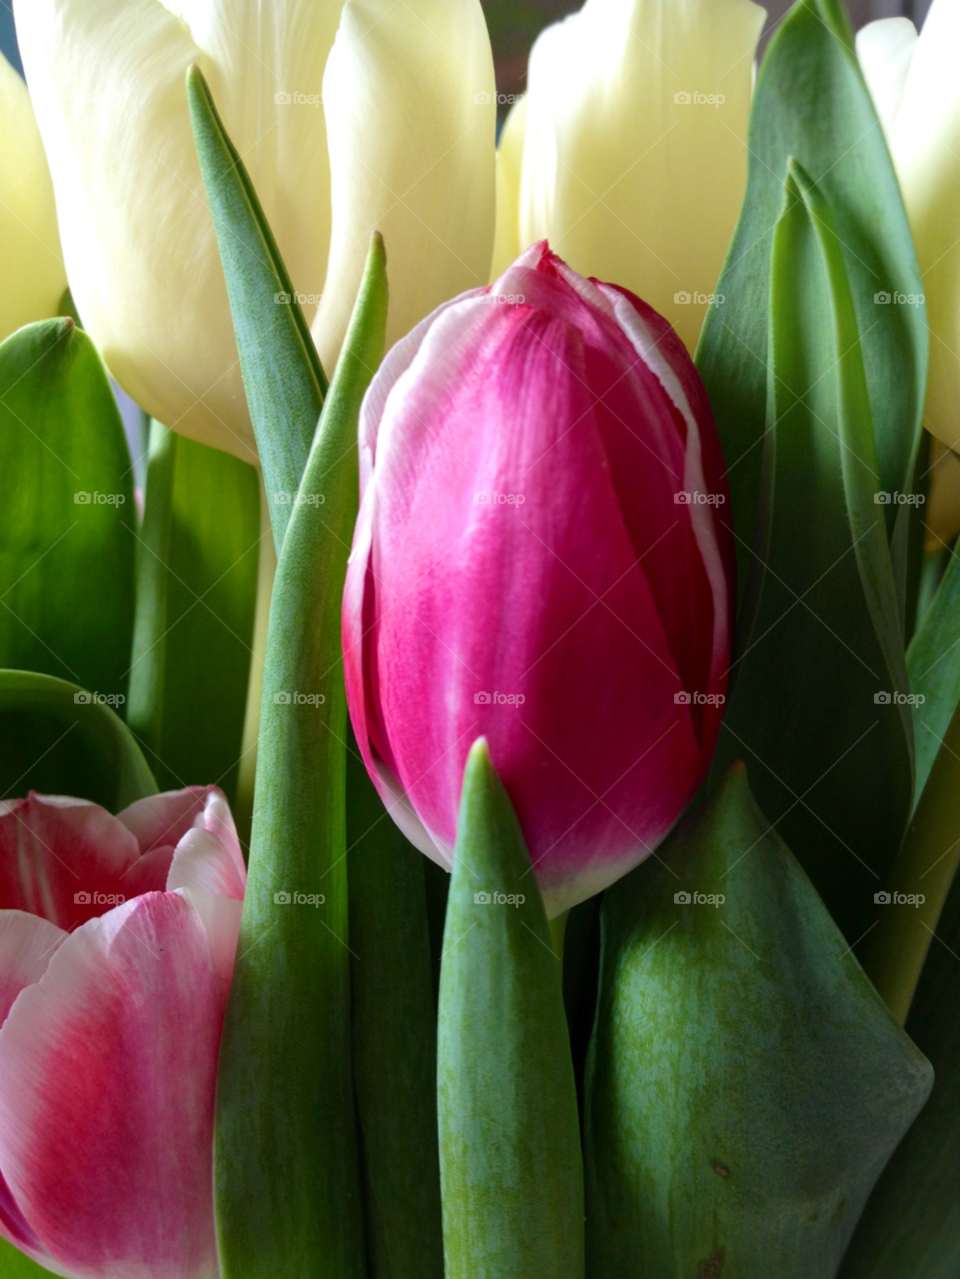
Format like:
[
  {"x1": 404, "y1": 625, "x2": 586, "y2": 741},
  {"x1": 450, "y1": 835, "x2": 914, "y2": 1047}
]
[
  {"x1": 117, "y1": 787, "x2": 215, "y2": 854},
  {"x1": 0, "y1": 912, "x2": 66, "y2": 1028},
  {"x1": 165, "y1": 789, "x2": 246, "y2": 902},
  {"x1": 0, "y1": 892, "x2": 224, "y2": 1279}
]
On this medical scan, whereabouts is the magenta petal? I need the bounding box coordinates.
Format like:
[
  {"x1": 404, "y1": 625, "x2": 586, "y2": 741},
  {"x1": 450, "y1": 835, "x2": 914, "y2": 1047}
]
[{"x1": 0, "y1": 893, "x2": 224, "y2": 1279}]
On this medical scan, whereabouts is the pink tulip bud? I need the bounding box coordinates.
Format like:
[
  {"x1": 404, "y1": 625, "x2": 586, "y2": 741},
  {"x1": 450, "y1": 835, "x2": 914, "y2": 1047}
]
[
  {"x1": 0, "y1": 786, "x2": 246, "y2": 1277},
  {"x1": 343, "y1": 242, "x2": 734, "y2": 918}
]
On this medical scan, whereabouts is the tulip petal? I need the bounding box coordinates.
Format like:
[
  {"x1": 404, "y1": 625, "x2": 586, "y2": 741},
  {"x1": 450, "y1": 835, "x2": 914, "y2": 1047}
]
[
  {"x1": 491, "y1": 97, "x2": 527, "y2": 280},
  {"x1": 0, "y1": 912, "x2": 65, "y2": 1030},
  {"x1": 312, "y1": 0, "x2": 496, "y2": 373},
  {"x1": 0, "y1": 892, "x2": 224, "y2": 1279},
  {"x1": 856, "y1": 18, "x2": 918, "y2": 140}
]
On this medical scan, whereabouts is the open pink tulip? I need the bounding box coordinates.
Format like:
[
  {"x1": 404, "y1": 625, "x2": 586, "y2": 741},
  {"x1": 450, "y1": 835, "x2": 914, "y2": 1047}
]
[
  {"x1": 0, "y1": 785, "x2": 246, "y2": 1278},
  {"x1": 343, "y1": 242, "x2": 734, "y2": 917}
]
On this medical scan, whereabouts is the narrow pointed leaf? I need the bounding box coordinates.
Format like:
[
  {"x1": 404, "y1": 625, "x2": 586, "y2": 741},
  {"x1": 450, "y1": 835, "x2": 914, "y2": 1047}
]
[
  {"x1": 713, "y1": 162, "x2": 912, "y2": 940},
  {"x1": 127, "y1": 422, "x2": 259, "y2": 804},
  {"x1": 696, "y1": 0, "x2": 926, "y2": 603},
  {"x1": 0, "y1": 669, "x2": 156, "y2": 810},
  {"x1": 347, "y1": 742, "x2": 444, "y2": 1279},
  {"x1": 0, "y1": 319, "x2": 134, "y2": 701},
  {"x1": 186, "y1": 65, "x2": 326, "y2": 550},
  {"x1": 585, "y1": 761, "x2": 933, "y2": 1278},
  {"x1": 438, "y1": 739, "x2": 584, "y2": 1279},
  {"x1": 907, "y1": 546, "x2": 960, "y2": 801},
  {"x1": 214, "y1": 236, "x2": 387, "y2": 1278}
]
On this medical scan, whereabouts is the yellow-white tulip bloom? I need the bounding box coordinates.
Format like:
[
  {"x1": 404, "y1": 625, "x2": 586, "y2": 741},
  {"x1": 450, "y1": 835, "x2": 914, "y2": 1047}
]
[
  {"x1": 0, "y1": 54, "x2": 66, "y2": 342},
  {"x1": 498, "y1": 0, "x2": 765, "y2": 354},
  {"x1": 858, "y1": 5, "x2": 960, "y2": 454},
  {"x1": 311, "y1": 0, "x2": 496, "y2": 373}
]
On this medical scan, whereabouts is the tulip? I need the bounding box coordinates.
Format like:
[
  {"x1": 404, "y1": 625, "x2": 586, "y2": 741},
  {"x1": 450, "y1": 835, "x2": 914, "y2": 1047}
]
[
  {"x1": 14, "y1": 0, "x2": 496, "y2": 464},
  {"x1": 0, "y1": 785, "x2": 245, "y2": 1278},
  {"x1": 493, "y1": 0, "x2": 765, "y2": 354},
  {"x1": 858, "y1": 5, "x2": 960, "y2": 453},
  {"x1": 343, "y1": 242, "x2": 734, "y2": 918},
  {"x1": 0, "y1": 54, "x2": 66, "y2": 343}
]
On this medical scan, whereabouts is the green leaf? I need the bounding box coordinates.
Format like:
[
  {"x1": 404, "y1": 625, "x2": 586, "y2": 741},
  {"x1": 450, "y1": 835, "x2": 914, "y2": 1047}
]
[
  {"x1": 712, "y1": 161, "x2": 912, "y2": 941},
  {"x1": 0, "y1": 319, "x2": 135, "y2": 702},
  {"x1": 584, "y1": 761, "x2": 933, "y2": 1278},
  {"x1": 126, "y1": 422, "x2": 260, "y2": 805},
  {"x1": 186, "y1": 64, "x2": 326, "y2": 551},
  {"x1": 214, "y1": 235, "x2": 387, "y2": 1279},
  {"x1": 438, "y1": 739, "x2": 584, "y2": 1279},
  {"x1": 907, "y1": 544, "x2": 960, "y2": 801},
  {"x1": 696, "y1": 0, "x2": 926, "y2": 603},
  {"x1": 347, "y1": 741, "x2": 444, "y2": 1279},
  {"x1": 840, "y1": 848, "x2": 960, "y2": 1278},
  {"x1": 0, "y1": 669, "x2": 156, "y2": 810},
  {"x1": 0, "y1": 1239, "x2": 57, "y2": 1277}
]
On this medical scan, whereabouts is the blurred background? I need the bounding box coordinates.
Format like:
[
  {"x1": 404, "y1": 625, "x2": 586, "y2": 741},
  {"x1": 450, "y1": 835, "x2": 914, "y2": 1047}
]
[{"x1": 0, "y1": 0, "x2": 933, "y2": 92}]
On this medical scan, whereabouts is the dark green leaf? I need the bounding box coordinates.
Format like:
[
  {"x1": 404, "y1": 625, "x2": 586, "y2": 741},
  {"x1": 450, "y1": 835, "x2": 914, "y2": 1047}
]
[
  {"x1": 907, "y1": 544, "x2": 960, "y2": 801},
  {"x1": 712, "y1": 161, "x2": 912, "y2": 941},
  {"x1": 347, "y1": 741, "x2": 444, "y2": 1279},
  {"x1": 585, "y1": 762, "x2": 932, "y2": 1278},
  {"x1": 214, "y1": 236, "x2": 387, "y2": 1279},
  {"x1": 438, "y1": 739, "x2": 584, "y2": 1279},
  {"x1": 0, "y1": 319, "x2": 134, "y2": 702},
  {"x1": 126, "y1": 422, "x2": 259, "y2": 805},
  {"x1": 186, "y1": 65, "x2": 326, "y2": 551},
  {"x1": 0, "y1": 669, "x2": 156, "y2": 810},
  {"x1": 696, "y1": 0, "x2": 926, "y2": 602}
]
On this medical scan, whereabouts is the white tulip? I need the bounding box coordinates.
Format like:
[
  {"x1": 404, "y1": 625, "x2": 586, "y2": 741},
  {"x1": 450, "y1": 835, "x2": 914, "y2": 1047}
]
[
  {"x1": 497, "y1": 0, "x2": 765, "y2": 354},
  {"x1": 0, "y1": 53, "x2": 66, "y2": 343}
]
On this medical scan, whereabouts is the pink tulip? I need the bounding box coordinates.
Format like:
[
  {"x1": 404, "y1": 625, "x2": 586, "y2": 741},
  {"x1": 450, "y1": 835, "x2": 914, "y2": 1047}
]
[
  {"x1": 0, "y1": 785, "x2": 246, "y2": 1278},
  {"x1": 343, "y1": 242, "x2": 734, "y2": 917}
]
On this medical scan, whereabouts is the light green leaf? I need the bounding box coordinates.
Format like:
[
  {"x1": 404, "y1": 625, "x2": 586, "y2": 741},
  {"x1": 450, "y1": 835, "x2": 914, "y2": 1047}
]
[
  {"x1": 0, "y1": 1240, "x2": 58, "y2": 1277},
  {"x1": 0, "y1": 319, "x2": 134, "y2": 702},
  {"x1": 214, "y1": 235, "x2": 387, "y2": 1279},
  {"x1": 186, "y1": 65, "x2": 326, "y2": 551},
  {"x1": 438, "y1": 740, "x2": 584, "y2": 1279},
  {"x1": 585, "y1": 762, "x2": 933, "y2": 1278},
  {"x1": 127, "y1": 422, "x2": 259, "y2": 804},
  {"x1": 0, "y1": 669, "x2": 156, "y2": 810}
]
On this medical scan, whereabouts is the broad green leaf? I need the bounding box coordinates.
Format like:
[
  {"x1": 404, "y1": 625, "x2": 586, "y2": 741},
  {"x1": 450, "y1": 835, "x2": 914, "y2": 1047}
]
[
  {"x1": 585, "y1": 762, "x2": 932, "y2": 1278},
  {"x1": 127, "y1": 422, "x2": 259, "y2": 805},
  {"x1": 0, "y1": 319, "x2": 134, "y2": 702},
  {"x1": 0, "y1": 1240, "x2": 57, "y2": 1277},
  {"x1": 186, "y1": 65, "x2": 326, "y2": 551},
  {"x1": 438, "y1": 740, "x2": 584, "y2": 1279},
  {"x1": 713, "y1": 163, "x2": 912, "y2": 940},
  {"x1": 840, "y1": 839, "x2": 960, "y2": 1277},
  {"x1": 907, "y1": 545, "x2": 960, "y2": 801},
  {"x1": 0, "y1": 670, "x2": 156, "y2": 810},
  {"x1": 347, "y1": 742, "x2": 444, "y2": 1279},
  {"x1": 214, "y1": 236, "x2": 387, "y2": 1279},
  {"x1": 696, "y1": 0, "x2": 926, "y2": 604}
]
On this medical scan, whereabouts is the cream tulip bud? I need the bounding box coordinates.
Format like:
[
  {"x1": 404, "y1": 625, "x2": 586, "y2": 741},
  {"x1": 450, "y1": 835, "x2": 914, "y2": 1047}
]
[
  {"x1": 502, "y1": 0, "x2": 765, "y2": 354},
  {"x1": 15, "y1": 0, "x2": 346, "y2": 464},
  {"x1": 311, "y1": 0, "x2": 496, "y2": 374},
  {"x1": 0, "y1": 54, "x2": 66, "y2": 342},
  {"x1": 858, "y1": 5, "x2": 960, "y2": 453}
]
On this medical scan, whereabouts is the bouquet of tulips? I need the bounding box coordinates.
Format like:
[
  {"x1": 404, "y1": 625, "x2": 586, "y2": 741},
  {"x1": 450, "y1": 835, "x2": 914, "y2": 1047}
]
[{"x1": 2, "y1": 0, "x2": 960, "y2": 1274}]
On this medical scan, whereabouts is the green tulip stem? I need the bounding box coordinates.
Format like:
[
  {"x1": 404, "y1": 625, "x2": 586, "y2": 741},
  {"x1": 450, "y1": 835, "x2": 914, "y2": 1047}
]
[
  {"x1": 864, "y1": 696, "x2": 960, "y2": 1024},
  {"x1": 549, "y1": 909, "x2": 570, "y2": 961}
]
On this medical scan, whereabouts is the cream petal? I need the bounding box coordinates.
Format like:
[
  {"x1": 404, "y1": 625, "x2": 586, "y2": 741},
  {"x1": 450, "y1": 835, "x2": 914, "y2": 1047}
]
[
  {"x1": 856, "y1": 17, "x2": 918, "y2": 140},
  {"x1": 490, "y1": 95, "x2": 527, "y2": 280}
]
